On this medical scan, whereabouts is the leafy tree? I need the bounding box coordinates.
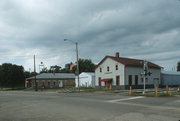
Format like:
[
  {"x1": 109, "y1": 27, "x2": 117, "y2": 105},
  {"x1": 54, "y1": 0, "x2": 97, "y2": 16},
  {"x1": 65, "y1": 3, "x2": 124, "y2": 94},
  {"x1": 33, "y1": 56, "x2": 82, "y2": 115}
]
[
  {"x1": 45, "y1": 65, "x2": 62, "y2": 73},
  {"x1": 59, "y1": 68, "x2": 72, "y2": 73},
  {"x1": 177, "y1": 61, "x2": 180, "y2": 71},
  {"x1": 49, "y1": 65, "x2": 61, "y2": 73},
  {"x1": 24, "y1": 71, "x2": 35, "y2": 78},
  {"x1": 72, "y1": 58, "x2": 96, "y2": 74},
  {"x1": 0, "y1": 63, "x2": 25, "y2": 87},
  {"x1": 39, "y1": 64, "x2": 73, "y2": 73}
]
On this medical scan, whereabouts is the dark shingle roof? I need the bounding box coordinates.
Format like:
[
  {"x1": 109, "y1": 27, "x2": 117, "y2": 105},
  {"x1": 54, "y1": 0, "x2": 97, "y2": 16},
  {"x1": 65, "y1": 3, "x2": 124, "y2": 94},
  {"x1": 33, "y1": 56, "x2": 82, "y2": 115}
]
[{"x1": 97, "y1": 56, "x2": 161, "y2": 69}]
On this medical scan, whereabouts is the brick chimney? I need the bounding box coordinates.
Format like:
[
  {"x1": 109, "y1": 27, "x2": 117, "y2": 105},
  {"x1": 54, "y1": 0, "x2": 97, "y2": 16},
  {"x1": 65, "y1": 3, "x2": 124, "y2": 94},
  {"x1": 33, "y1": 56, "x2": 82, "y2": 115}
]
[{"x1": 115, "y1": 52, "x2": 120, "y2": 58}]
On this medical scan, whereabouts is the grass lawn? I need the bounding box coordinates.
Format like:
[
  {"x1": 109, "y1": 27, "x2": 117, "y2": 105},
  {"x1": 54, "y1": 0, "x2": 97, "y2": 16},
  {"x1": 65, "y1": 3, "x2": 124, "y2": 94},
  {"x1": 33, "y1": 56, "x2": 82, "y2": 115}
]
[
  {"x1": 0, "y1": 87, "x2": 25, "y2": 91},
  {"x1": 133, "y1": 92, "x2": 180, "y2": 97}
]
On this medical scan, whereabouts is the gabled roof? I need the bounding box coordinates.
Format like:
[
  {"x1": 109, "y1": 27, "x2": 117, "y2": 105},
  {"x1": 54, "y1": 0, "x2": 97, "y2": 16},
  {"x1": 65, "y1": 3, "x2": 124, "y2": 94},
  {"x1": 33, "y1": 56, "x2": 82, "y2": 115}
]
[
  {"x1": 26, "y1": 73, "x2": 75, "y2": 80},
  {"x1": 96, "y1": 56, "x2": 161, "y2": 69}
]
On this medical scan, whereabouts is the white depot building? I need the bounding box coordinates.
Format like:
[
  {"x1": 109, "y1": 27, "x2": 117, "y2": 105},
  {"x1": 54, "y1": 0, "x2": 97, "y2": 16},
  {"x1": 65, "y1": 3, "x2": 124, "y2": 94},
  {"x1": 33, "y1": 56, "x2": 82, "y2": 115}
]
[
  {"x1": 95, "y1": 53, "x2": 161, "y2": 89},
  {"x1": 75, "y1": 72, "x2": 95, "y2": 88}
]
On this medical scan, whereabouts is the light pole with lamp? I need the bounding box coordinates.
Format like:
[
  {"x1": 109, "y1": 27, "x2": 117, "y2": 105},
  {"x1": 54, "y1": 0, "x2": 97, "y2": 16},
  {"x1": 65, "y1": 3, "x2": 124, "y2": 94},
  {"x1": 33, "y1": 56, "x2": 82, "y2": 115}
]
[{"x1": 64, "y1": 39, "x2": 80, "y2": 93}]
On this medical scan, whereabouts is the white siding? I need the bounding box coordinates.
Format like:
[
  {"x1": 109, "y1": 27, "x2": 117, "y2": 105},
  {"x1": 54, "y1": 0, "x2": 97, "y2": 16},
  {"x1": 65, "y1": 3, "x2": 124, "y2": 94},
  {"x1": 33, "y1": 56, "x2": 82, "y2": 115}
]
[
  {"x1": 125, "y1": 67, "x2": 161, "y2": 86},
  {"x1": 95, "y1": 57, "x2": 161, "y2": 88},
  {"x1": 76, "y1": 73, "x2": 95, "y2": 88},
  {"x1": 95, "y1": 58, "x2": 125, "y2": 86}
]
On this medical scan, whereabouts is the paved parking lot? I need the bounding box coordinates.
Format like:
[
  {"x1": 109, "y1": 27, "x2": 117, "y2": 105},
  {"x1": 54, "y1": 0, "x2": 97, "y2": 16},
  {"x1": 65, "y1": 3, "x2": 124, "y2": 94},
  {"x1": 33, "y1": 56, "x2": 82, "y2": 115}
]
[{"x1": 0, "y1": 91, "x2": 180, "y2": 121}]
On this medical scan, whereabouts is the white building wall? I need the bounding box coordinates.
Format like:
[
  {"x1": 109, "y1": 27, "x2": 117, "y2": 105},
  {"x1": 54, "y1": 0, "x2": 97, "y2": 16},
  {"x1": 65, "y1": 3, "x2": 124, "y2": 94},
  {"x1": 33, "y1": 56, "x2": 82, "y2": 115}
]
[
  {"x1": 95, "y1": 58, "x2": 125, "y2": 87},
  {"x1": 125, "y1": 67, "x2": 161, "y2": 86},
  {"x1": 75, "y1": 73, "x2": 95, "y2": 87},
  {"x1": 90, "y1": 75, "x2": 96, "y2": 88}
]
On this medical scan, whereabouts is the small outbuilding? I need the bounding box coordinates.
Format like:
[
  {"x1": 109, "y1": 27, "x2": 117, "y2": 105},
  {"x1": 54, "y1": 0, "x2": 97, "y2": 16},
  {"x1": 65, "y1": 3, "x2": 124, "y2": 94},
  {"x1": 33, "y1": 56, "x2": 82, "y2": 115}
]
[
  {"x1": 75, "y1": 72, "x2": 95, "y2": 88},
  {"x1": 161, "y1": 71, "x2": 180, "y2": 86},
  {"x1": 25, "y1": 73, "x2": 75, "y2": 88}
]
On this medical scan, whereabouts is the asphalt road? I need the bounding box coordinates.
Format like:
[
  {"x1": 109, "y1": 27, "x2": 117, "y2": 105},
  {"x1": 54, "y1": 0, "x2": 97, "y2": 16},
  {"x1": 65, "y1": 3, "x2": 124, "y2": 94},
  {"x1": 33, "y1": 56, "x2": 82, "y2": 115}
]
[{"x1": 0, "y1": 91, "x2": 180, "y2": 121}]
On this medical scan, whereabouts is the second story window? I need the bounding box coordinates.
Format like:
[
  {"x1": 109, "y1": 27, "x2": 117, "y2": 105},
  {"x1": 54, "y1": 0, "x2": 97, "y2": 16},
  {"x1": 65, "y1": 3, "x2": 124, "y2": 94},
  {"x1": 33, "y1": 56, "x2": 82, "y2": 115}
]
[
  {"x1": 115, "y1": 65, "x2": 118, "y2": 70},
  {"x1": 107, "y1": 66, "x2": 110, "y2": 72},
  {"x1": 100, "y1": 68, "x2": 102, "y2": 72}
]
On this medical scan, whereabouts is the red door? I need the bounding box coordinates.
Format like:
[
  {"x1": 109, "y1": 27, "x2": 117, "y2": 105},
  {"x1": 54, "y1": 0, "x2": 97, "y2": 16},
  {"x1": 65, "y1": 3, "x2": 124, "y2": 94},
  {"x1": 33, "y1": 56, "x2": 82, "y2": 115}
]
[
  {"x1": 116, "y1": 76, "x2": 120, "y2": 86},
  {"x1": 129, "y1": 75, "x2": 132, "y2": 86}
]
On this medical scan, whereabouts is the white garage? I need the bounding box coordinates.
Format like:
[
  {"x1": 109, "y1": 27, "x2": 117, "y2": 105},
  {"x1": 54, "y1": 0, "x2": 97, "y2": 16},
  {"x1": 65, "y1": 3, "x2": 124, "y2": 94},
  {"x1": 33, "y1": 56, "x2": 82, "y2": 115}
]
[{"x1": 76, "y1": 72, "x2": 95, "y2": 88}]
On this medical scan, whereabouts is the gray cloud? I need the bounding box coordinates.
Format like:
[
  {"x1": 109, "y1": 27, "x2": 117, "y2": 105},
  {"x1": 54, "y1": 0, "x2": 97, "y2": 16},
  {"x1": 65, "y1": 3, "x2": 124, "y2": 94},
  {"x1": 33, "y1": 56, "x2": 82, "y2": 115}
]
[{"x1": 0, "y1": 0, "x2": 180, "y2": 71}]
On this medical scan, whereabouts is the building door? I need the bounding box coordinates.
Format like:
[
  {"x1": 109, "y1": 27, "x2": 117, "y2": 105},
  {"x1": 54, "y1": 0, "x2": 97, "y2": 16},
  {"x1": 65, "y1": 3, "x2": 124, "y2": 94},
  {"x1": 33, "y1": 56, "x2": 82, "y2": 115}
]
[
  {"x1": 29, "y1": 81, "x2": 32, "y2": 87},
  {"x1": 129, "y1": 75, "x2": 132, "y2": 86},
  {"x1": 105, "y1": 81, "x2": 111, "y2": 89},
  {"x1": 116, "y1": 76, "x2": 120, "y2": 86},
  {"x1": 135, "y1": 75, "x2": 138, "y2": 86},
  {"x1": 98, "y1": 77, "x2": 101, "y2": 87},
  {"x1": 59, "y1": 80, "x2": 63, "y2": 88}
]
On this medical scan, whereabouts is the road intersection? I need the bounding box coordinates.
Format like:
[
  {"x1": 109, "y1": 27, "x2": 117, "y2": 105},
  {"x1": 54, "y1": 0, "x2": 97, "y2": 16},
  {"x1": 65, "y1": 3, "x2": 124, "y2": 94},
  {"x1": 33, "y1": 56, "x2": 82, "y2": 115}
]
[{"x1": 0, "y1": 91, "x2": 180, "y2": 121}]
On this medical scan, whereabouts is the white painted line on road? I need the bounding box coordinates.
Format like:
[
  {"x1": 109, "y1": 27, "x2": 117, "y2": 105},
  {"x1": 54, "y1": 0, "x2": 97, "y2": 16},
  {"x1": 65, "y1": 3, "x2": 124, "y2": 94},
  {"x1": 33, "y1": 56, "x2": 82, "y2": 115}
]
[{"x1": 107, "y1": 96, "x2": 145, "y2": 103}]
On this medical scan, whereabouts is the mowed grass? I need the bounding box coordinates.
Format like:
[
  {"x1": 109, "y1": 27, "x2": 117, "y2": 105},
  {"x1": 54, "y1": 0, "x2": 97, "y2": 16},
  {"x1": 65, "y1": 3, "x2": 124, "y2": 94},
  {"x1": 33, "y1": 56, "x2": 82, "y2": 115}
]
[
  {"x1": 0, "y1": 87, "x2": 25, "y2": 91},
  {"x1": 133, "y1": 91, "x2": 180, "y2": 97}
]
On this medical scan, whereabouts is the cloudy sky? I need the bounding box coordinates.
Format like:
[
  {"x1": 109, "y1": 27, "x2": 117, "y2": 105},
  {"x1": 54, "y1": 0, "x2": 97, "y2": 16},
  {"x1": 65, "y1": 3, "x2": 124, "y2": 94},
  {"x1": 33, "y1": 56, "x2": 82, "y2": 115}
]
[{"x1": 0, "y1": 0, "x2": 180, "y2": 72}]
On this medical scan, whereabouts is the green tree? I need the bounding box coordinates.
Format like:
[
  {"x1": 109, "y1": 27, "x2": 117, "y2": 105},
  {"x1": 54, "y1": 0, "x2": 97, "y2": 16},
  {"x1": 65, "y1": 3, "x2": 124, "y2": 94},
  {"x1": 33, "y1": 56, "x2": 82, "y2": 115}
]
[
  {"x1": 24, "y1": 71, "x2": 33, "y2": 78},
  {"x1": 72, "y1": 58, "x2": 96, "y2": 74},
  {"x1": 59, "y1": 68, "x2": 72, "y2": 73},
  {"x1": 0, "y1": 63, "x2": 25, "y2": 87},
  {"x1": 177, "y1": 61, "x2": 180, "y2": 71},
  {"x1": 48, "y1": 65, "x2": 62, "y2": 73}
]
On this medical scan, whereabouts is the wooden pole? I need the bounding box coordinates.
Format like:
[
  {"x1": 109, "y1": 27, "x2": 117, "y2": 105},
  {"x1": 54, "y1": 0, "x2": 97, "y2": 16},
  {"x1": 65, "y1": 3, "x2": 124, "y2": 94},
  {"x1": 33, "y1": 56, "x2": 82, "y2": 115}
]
[
  {"x1": 34, "y1": 55, "x2": 37, "y2": 91},
  {"x1": 129, "y1": 86, "x2": 132, "y2": 96},
  {"x1": 155, "y1": 87, "x2": 158, "y2": 97},
  {"x1": 169, "y1": 87, "x2": 172, "y2": 96},
  {"x1": 166, "y1": 85, "x2": 169, "y2": 94}
]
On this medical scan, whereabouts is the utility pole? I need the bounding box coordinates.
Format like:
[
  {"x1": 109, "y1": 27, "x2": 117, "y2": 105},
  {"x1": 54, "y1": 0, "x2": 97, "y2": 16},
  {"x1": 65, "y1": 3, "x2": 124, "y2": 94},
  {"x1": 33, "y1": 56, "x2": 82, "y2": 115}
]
[
  {"x1": 64, "y1": 39, "x2": 80, "y2": 93},
  {"x1": 76, "y1": 42, "x2": 80, "y2": 93},
  {"x1": 34, "y1": 55, "x2": 38, "y2": 91}
]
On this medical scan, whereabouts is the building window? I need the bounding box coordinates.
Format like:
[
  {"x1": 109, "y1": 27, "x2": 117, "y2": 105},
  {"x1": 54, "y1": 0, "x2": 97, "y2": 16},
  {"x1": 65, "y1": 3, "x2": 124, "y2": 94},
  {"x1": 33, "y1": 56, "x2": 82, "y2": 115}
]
[
  {"x1": 29, "y1": 82, "x2": 32, "y2": 87},
  {"x1": 129, "y1": 75, "x2": 132, "y2": 86},
  {"x1": 146, "y1": 78, "x2": 148, "y2": 82},
  {"x1": 48, "y1": 82, "x2": 50, "y2": 86},
  {"x1": 135, "y1": 75, "x2": 138, "y2": 86},
  {"x1": 116, "y1": 76, "x2": 120, "y2": 86},
  {"x1": 115, "y1": 65, "x2": 118, "y2": 70},
  {"x1": 98, "y1": 77, "x2": 101, "y2": 87},
  {"x1": 100, "y1": 68, "x2": 102, "y2": 72},
  {"x1": 53, "y1": 82, "x2": 56, "y2": 86},
  {"x1": 107, "y1": 66, "x2": 110, "y2": 72},
  {"x1": 42, "y1": 82, "x2": 45, "y2": 88}
]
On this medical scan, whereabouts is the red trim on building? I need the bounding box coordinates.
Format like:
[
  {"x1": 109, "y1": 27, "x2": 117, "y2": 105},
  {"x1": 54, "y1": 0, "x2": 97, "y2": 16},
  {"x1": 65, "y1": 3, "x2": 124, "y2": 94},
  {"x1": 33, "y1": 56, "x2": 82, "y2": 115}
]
[{"x1": 100, "y1": 78, "x2": 113, "y2": 82}]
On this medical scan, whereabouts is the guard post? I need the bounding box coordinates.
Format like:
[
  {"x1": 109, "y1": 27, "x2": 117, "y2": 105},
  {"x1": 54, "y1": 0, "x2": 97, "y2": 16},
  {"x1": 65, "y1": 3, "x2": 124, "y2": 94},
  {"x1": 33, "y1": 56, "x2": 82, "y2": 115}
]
[{"x1": 129, "y1": 86, "x2": 132, "y2": 96}]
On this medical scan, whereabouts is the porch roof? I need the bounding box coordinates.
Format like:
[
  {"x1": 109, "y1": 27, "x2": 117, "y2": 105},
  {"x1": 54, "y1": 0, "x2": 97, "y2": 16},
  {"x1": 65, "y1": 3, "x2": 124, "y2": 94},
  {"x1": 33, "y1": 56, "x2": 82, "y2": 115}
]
[{"x1": 100, "y1": 78, "x2": 112, "y2": 82}]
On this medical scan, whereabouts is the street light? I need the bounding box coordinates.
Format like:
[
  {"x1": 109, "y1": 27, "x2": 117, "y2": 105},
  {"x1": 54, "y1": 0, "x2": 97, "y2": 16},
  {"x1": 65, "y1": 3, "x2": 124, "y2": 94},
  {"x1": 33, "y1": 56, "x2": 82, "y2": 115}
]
[{"x1": 64, "y1": 39, "x2": 80, "y2": 93}]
